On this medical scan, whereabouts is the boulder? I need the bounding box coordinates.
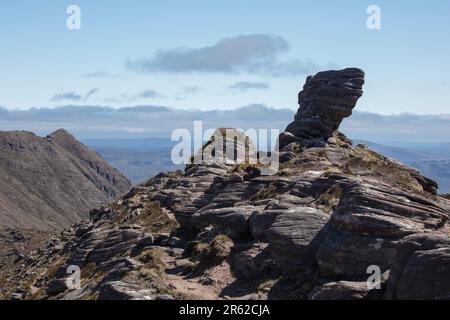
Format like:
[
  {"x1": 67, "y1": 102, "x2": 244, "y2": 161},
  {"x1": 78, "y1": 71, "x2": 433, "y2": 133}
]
[
  {"x1": 230, "y1": 243, "x2": 279, "y2": 279},
  {"x1": 308, "y1": 281, "x2": 372, "y2": 300},
  {"x1": 266, "y1": 207, "x2": 330, "y2": 266},
  {"x1": 193, "y1": 128, "x2": 256, "y2": 165},
  {"x1": 87, "y1": 229, "x2": 141, "y2": 265},
  {"x1": 98, "y1": 281, "x2": 156, "y2": 300},
  {"x1": 249, "y1": 209, "x2": 284, "y2": 241},
  {"x1": 316, "y1": 233, "x2": 397, "y2": 279},
  {"x1": 331, "y1": 180, "x2": 448, "y2": 237},
  {"x1": 191, "y1": 206, "x2": 259, "y2": 239},
  {"x1": 384, "y1": 233, "x2": 450, "y2": 300},
  {"x1": 68, "y1": 228, "x2": 141, "y2": 267}
]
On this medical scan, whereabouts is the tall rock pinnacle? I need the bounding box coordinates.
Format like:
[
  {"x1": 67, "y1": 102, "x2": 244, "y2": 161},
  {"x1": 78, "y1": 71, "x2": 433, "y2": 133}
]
[{"x1": 280, "y1": 68, "x2": 365, "y2": 148}]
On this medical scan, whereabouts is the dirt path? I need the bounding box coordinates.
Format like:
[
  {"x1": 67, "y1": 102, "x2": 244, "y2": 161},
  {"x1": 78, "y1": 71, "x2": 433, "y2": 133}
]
[
  {"x1": 161, "y1": 250, "x2": 226, "y2": 300},
  {"x1": 166, "y1": 273, "x2": 220, "y2": 300}
]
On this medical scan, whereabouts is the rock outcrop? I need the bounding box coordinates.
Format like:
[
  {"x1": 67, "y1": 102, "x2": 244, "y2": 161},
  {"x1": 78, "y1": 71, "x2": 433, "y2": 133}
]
[
  {"x1": 384, "y1": 234, "x2": 450, "y2": 299},
  {"x1": 280, "y1": 68, "x2": 365, "y2": 148},
  {"x1": 4, "y1": 68, "x2": 450, "y2": 300}
]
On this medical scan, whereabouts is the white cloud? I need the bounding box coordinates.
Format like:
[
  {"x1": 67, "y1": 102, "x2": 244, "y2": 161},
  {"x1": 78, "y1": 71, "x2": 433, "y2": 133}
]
[{"x1": 126, "y1": 34, "x2": 321, "y2": 76}]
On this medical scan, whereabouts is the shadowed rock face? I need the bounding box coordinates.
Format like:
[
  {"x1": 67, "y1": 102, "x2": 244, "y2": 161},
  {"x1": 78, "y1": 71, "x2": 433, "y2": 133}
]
[
  {"x1": 6, "y1": 69, "x2": 450, "y2": 301},
  {"x1": 281, "y1": 68, "x2": 365, "y2": 148}
]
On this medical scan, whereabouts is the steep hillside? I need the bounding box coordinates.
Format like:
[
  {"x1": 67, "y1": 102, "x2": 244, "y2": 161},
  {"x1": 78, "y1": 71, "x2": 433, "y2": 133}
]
[{"x1": 0, "y1": 129, "x2": 131, "y2": 231}]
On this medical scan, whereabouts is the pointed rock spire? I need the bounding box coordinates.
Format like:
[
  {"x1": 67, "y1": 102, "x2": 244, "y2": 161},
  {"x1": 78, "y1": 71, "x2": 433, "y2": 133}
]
[{"x1": 280, "y1": 68, "x2": 365, "y2": 148}]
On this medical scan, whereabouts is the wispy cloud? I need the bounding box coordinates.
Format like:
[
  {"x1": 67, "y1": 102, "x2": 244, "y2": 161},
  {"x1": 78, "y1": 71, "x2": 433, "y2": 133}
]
[
  {"x1": 51, "y1": 89, "x2": 99, "y2": 102},
  {"x1": 182, "y1": 86, "x2": 201, "y2": 95},
  {"x1": 137, "y1": 89, "x2": 164, "y2": 99},
  {"x1": 104, "y1": 89, "x2": 164, "y2": 103},
  {"x1": 228, "y1": 81, "x2": 270, "y2": 91},
  {"x1": 50, "y1": 92, "x2": 82, "y2": 102},
  {"x1": 126, "y1": 34, "x2": 321, "y2": 76},
  {"x1": 85, "y1": 88, "x2": 99, "y2": 99},
  {"x1": 174, "y1": 86, "x2": 202, "y2": 100},
  {"x1": 83, "y1": 71, "x2": 120, "y2": 79}
]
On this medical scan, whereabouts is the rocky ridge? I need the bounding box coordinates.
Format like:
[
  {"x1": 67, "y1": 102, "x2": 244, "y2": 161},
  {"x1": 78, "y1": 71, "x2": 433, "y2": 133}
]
[{"x1": 4, "y1": 68, "x2": 450, "y2": 300}]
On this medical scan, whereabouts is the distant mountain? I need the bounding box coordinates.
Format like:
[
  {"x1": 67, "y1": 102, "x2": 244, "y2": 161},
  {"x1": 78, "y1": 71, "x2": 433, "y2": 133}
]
[
  {"x1": 84, "y1": 137, "x2": 174, "y2": 151},
  {"x1": 92, "y1": 147, "x2": 183, "y2": 184},
  {"x1": 354, "y1": 139, "x2": 450, "y2": 193},
  {"x1": 353, "y1": 140, "x2": 430, "y2": 161},
  {"x1": 0, "y1": 129, "x2": 131, "y2": 231},
  {"x1": 81, "y1": 138, "x2": 182, "y2": 184},
  {"x1": 408, "y1": 160, "x2": 450, "y2": 194}
]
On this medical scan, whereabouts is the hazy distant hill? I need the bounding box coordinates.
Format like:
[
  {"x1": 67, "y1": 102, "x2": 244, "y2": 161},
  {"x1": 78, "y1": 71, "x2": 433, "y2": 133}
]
[
  {"x1": 92, "y1": 147, "x2": 183, "y2": 184},
  {"x1": 0, "y1": 129, "x2": 131, "y2": 231},
  {"x1": 355, "y1": 140, "x2": 450, "y2": 193},
  {"x1": 83, "y1": 137, "x2": 183, "y2": 184},
  {"x1": 409, "y1": 160, "x2": 450, "y2": 193},
  {"x1": 84, "y1": 137, "x2": 450, "y2": 193}
]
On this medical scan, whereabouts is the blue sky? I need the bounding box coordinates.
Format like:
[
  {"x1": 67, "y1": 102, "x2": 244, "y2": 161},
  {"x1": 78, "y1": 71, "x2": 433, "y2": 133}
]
[{"x1": 1, "y1": 0, "x2": 449, "y2": 114}]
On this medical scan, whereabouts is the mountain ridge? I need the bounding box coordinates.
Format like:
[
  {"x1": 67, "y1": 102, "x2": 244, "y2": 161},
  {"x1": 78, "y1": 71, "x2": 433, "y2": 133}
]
[{"x1": 0, "y1": 129, "x2": 131, "y2": 231}]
